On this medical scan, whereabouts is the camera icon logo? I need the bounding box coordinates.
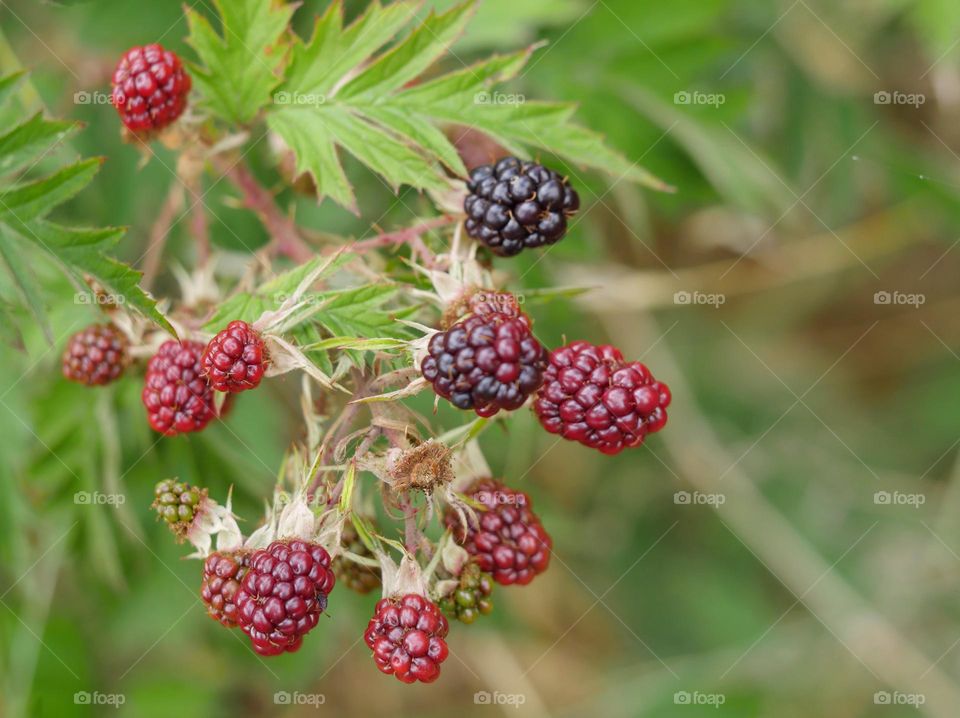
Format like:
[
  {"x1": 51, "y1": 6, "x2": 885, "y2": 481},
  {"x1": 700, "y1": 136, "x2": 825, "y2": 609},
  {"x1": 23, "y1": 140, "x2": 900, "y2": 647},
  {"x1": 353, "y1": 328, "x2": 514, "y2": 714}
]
[{"x1": 874, "y1": 91, "x2": 891, "y2": 105}]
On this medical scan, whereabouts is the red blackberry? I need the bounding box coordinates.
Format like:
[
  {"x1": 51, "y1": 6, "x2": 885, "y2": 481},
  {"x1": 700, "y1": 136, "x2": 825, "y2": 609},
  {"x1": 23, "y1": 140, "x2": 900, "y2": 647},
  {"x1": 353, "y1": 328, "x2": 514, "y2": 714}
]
[
  {"x1": 445, "y1": 478, "x2": 551, "y2": 586},
  {"x1": 534, "y1": 341, "x2": 670, "y2": 455},
  {"x1": 201, "y1": 551, "x2": 249, "y2": 628},
  {"x1": 201, "y1": 321, "x2": 268, "y2": 393},
  {"x1": 61, "y1": 323, "x2": 128, "y2": 386},
  {"x1": 363, "y1": 594, "x2": 450, "y2": 683},
  {"x1": 111, "y1": 44, "x2": 191, "y2": 133},
  {"x1": 464, "y1": 156, "x2": 580, "y2": 256},
  {"x1": 235, "y1": 539, "x2": 335, "y2": 656},
  {"x1": 141, "y1": 340, "x2": 217, "y2": 436},
  {"x1": 421, "y1": 310, "x2": 547, "y2": 417}
]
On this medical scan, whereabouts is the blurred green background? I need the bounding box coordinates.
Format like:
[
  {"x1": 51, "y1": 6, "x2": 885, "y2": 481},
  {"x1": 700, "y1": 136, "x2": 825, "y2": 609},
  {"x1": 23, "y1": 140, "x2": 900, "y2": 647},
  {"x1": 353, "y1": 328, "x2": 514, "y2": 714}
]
[{"x1": 3, "y1": 0, "x2": 960, "y2": 716}]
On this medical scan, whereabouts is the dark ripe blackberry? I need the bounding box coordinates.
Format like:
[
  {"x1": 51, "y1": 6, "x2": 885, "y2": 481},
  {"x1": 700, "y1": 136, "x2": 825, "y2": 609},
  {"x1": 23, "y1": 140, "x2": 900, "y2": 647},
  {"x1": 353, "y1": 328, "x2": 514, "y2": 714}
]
[
  {"x1": 61, "y1": 324, "x2": 128, "y2": 386},
  {"x1": 200, "y1": 320, "x2": 268, "y2": 393},
  {"x1": 152, "y1": 479, "x2": 203, "y2": 536},
  {"x1": 142, "y1": 340, "x2": 217, "y2": 436},
  {"x1": 333, "y1": 523, "x2": 381, "y2": 595},
  {"x1": 438, "y1": 561, "x2": 494, "y2": 624},
  {"x1": 201, "y1": 551, "x2": 249, "y2": 628},
  {"x1": 235, "y1": 539, "x2": 336, "y2": 656},
  {"x1": 464, "y1": 156, "x2": 580, "y2": 256},
  {"x1": 111, "y1": 44, "x2": 191, "y2": 133},
  {"x1": 444, "y1": 478, "x2": 551, "y2": 586},
  {"x1": 534, "y1": 341, "x2": 671, "y2": 455},
  {"x1": 420, "y1": 310, "x2": 547, "y2": 417},
  {"x1": 363, "y1": 594, "x2": 450, "y2": 683}
]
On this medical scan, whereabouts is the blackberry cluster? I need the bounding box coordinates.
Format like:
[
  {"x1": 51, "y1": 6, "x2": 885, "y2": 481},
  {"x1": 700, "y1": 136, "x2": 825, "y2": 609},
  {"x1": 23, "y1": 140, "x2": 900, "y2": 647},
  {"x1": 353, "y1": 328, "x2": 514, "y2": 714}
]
[
  {"x1": 333, "y1": 523, "x2": 381, "y2": 595},
  {"x1": 445, "y1": 478, "x2": 552, "y2": 586},
  {"x1": 464, "y1": 156, "x2": 580, "y2": 256},
  {"x1": 364, "y1": 594, "x2": 450, "y2": 683},
  {"x1": 152, "y1": 479, "x2": 203, "y2": 535},
  {"x1": 421, "y1": 309, "x2": 547, "y2": 417},
  {"x1": 201, "y1": 320, "x2": 268, "y2": 393},
  {"x1": 141, "y1": 340, "x2": 217, "y2": 436},
  {"x1": 61, "y1": 324, "x2": 128, "y2": 386},
  {"x1": 111, "y1": 44, "x2": 191, "y2": 133},
  {"x1": 438, "y1": 561, "x2": 494, "y2": 624},
  {"x1": 235, "y1": 539, "x2": 336, "y2": 656},
  {"x1": 534, "y1": 341, "x2": 670, "y2": 455},
  {"x1": 201, "y1": 552, "x2": 249, "y2": 628}
]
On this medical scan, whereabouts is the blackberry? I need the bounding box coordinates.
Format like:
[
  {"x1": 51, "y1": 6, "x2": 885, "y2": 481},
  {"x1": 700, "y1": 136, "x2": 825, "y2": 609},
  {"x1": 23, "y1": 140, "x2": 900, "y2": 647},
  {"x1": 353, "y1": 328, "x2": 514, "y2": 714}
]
[
  {"x1": 445, "y1": 478, "x2": 551, "y2": 586},
  {"x1": 201, "y1": 551, "x2": 249, "y2": 628},
  {"x1": 152, "y1": 479, "x2": 203, "y2": 537},
  {"x1": 235, "y1": 539, "x2": 335, "y2": 656},
  {"x1": 201, "y1": 320, "x2": 268, "y2": 393},
  {"x1": 111, "y1": 44, "x2": 191, "y2": 133},
  {"x1": 61, "y1": 324, "x2": 128, "y2": 386},
  {"x1": 464, "y1": 156, "x2": 580, "y2": 256},
  {"x1": 363, "y1": 594, "x2": 450, "y2": 683},
  {"x1": 534, "y1": 341, "x2": 671, "y2": 455},
  {"x1": 333, "y1": 523, "x2": 381, "y2": 595},
  {"x1": 142, "y1": 340, "x2": 217, "y2": 436},
  {"x1": 421, "y1": 310, "x2": 547, "y2": 417},
  {"x1": 438, "y1": 561, "x2": 494, "y2": 624}
]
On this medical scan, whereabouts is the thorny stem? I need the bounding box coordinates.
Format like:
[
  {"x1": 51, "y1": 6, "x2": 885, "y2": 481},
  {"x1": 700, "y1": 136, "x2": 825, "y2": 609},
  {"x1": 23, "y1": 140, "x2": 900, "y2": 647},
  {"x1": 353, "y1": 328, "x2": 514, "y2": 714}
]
[
  {"x1": 142, "y1": 183, "x2": 185, "y2": 290},
  {"x1": 214, "y1": 155, "x2": 454, "y2": 266},
  {"x1": 214, "y1": 157, "x2": 314, "y2": 263},
  {"x1": 350, "y1": 215, "x2": 456, "y2": 268}
]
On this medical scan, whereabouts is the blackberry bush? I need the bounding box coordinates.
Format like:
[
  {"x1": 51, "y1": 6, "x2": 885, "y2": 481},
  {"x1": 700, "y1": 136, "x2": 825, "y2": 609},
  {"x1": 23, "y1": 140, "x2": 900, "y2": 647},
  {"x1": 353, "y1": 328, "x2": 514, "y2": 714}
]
[{"x1": 12, "y1": 0, "x2": 674, "y2": 691}]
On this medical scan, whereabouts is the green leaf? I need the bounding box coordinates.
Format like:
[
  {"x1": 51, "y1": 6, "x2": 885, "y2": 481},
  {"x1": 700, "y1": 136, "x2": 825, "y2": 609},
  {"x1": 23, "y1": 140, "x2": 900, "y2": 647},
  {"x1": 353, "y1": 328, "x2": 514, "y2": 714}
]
[
  {"x1": 8, "y1": 221, "x2": 174, "y2": 336},
  {"x1": 0, "y1": 113, "x2": 77, "y2": 177},
  {"x1": 0, "y1": 226, "x2": 52, "y2": 343},
  {"x1": 186, "y1": 0, "x2": 295, "y2": 124},
  {"x1": 266, "y1": 1, "x2": 667, "y2": 208},
  {"x1": 0, "y1": 71, "x2": 173, "y2": 342},
  {"x1": 284, "y1": 0, "x2": 421, "y2": 98},
  {"x1": 0, "y1": 71, "x2": 26, "y2": 109},
  {"x1": 203, "y1": 252, "x2": 355, "y2": 330},
  {"x1": 338, "y1": 3, "x2": 476, "y2": 99}
]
